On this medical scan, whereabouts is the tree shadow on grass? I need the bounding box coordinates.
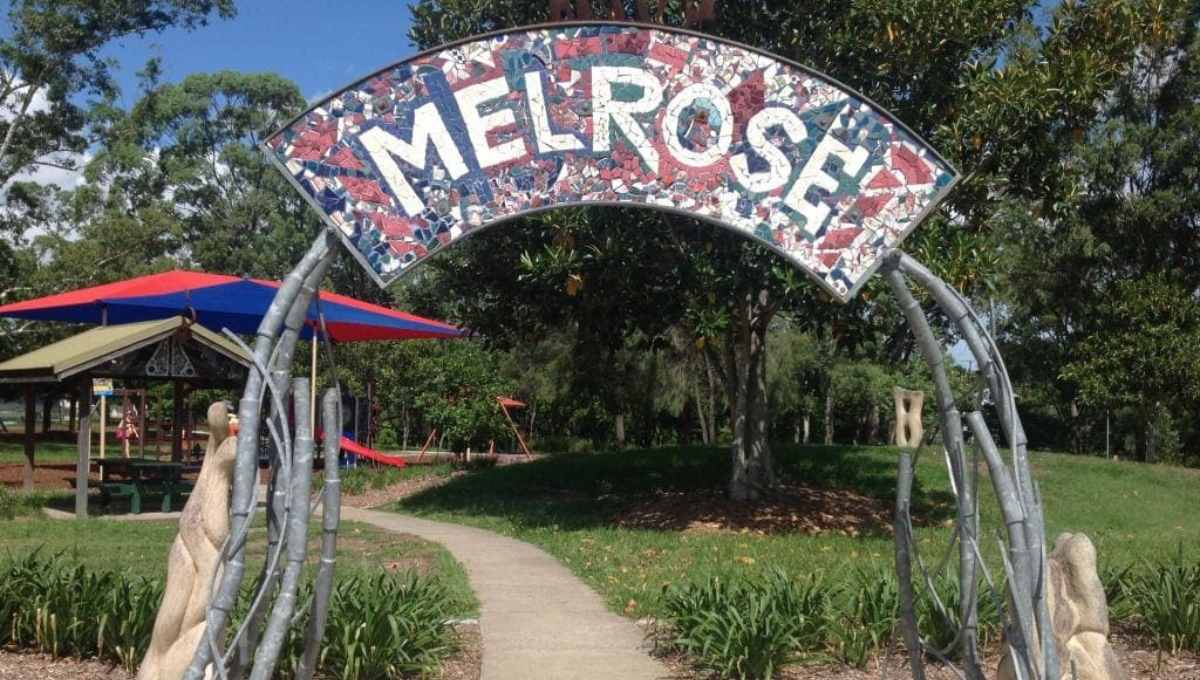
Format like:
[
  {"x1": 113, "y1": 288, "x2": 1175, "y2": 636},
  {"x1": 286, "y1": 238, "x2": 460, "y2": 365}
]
[{"x1": 395, "y1": 445, "x2": 957, "y2": 535}]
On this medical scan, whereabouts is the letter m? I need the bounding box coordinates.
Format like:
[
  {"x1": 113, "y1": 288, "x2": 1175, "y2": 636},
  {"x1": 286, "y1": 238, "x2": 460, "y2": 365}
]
[{"x1": 357, "y1": 103, "x2": 468, "y2": 217}]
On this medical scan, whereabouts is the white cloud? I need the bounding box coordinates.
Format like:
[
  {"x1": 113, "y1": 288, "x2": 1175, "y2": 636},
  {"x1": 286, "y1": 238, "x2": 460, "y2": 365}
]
[
  {"x1": 0, "y1": 77, "x2": 50, "y2": 120},
  {"x1": 5, "y1": 152, "x2": 90, "y2": 191}
]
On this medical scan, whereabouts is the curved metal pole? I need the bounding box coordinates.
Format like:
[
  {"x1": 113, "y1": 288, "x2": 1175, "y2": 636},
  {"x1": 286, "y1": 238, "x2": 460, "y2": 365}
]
[
  {"x1": 895, "y1": 252, "x2": 1057, "y2": 679},
  {"x1": 249, "y1": 377, "x2": 316, "y2": 680},
  {"x1": 882, "y1": 260, "x2": 985, "y2": 680},
  {"x1": 233, "y1": 253, "x2": 335, "y2": 678},
  {"x1": 185, "y1": 231, "x2": 336, "y2": 680},
  {"x1": 894, "y1": 450, "x2": 927, "y2": 680},
  {"x1": 295, "y1": 387, "x2": 342, "y2": 680}
]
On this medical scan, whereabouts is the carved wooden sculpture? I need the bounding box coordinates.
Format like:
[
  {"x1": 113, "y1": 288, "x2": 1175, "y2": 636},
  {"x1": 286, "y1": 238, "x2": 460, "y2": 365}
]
[
  {"x1": 893, "y1": 387, "x2": 925, "y2": 448},
  {"x1": 999, "y1": 533, "x2": 1128, "y2": 680},
  {"x1": 138, "y1": 402, "x2": 236, "y2": 680}
]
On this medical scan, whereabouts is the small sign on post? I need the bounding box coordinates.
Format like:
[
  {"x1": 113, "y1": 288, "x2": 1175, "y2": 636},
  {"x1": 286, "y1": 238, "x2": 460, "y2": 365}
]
[
  {"x1": 92, "y1": 378, "x2": 113, "y2": 466},
  {"x1": 92, "y1": 378, "x2": 114, "y2": 398}
]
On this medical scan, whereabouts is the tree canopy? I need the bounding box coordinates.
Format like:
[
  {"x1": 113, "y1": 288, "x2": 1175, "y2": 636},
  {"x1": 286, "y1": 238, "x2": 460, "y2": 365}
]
[{"x1": 0, "y1": 0, "x2": 1197, "y2": 469}]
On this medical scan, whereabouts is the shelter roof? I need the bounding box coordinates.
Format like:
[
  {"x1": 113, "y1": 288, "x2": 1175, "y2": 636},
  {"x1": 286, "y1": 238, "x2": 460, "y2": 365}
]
[{"x1": 0, "y1": 316, "x2": 250, "y2": 384}]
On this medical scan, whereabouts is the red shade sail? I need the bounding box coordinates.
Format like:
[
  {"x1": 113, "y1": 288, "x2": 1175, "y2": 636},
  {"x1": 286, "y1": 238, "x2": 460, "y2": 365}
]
[{"x1": 0, "y1": 270, "x2": 462, "y2": 342}]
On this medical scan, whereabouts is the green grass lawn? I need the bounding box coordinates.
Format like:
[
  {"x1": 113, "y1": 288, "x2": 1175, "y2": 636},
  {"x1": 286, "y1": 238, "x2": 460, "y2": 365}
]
[
  {"x1": 331, "y1": 462, "x2": 456, "y2": 496},
  {"x1": 0, "y1": 439, "x2": 80, "y2": 465},
  {"x1": 0, "y1": 513, "x2": 477, "y2": 616},
  {"x1": 389, "y1": 444, "x2": 1199, "y2": 618}
]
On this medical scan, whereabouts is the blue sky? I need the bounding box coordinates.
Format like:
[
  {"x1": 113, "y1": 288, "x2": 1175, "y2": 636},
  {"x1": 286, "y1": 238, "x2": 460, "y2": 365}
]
[{"x1": 11, "y1": 1, "x2": 421, "y2": 106}]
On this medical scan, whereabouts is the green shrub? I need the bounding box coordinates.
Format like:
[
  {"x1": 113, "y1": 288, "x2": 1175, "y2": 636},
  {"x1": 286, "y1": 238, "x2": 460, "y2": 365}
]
[
  {"x1": 0, "y1": 551, "x2": 162, "y2": 672},
  {"x1": 1100, "y1": 563, "x2": 1136, "y2": 624},
  {"x1": 0, "y1": 487, "x2": 61, "y2": 519},
  {"x1": 0, "y1": 553, "x2": 461, "y2": 678},
  {"x1": 296, "y1": 571, "x2": 459, "y2": 679},
  {"x1": 915, "y1": 572, "x2": 1003, "y2": 659},
  {"x1": 658, "y1": 570, "x2": 827, "y2": 679},
  {"x1": 826, "y1": 568, "x2": 898, "y2": 668},
  {"x1": 1128, "y1": 549, "x2": 1200, "y2": 653},
  {"x1": 453, "y1": 455, "x2": 498, "y2": 471},
  {"x1": 340, "y1": 468, "x2": 370, "y2": 496},
  {"x1": 0, "y1": 485, "x2": 18, "y2": 519},
  {"x1": 333, "y1": 463, "x2": 454, "y2": 496}
]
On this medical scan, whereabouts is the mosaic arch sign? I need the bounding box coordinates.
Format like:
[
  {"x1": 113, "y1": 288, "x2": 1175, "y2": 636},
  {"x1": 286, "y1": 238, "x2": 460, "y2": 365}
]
[{"x1": 265, "y1": 22, "x2": 958, "y2": 302}]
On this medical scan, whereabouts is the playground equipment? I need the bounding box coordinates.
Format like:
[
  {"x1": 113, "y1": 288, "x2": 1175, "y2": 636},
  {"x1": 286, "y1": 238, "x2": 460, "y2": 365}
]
[
  {"x1": 338, "y1": 436, "x2": 407, "y2": 468},
  {"x1": 495, "y1": 397, "x2": 534, "y2": 458},
  {"x1": 170, "y1": 15, "x2": 1077, "y2": 680}
]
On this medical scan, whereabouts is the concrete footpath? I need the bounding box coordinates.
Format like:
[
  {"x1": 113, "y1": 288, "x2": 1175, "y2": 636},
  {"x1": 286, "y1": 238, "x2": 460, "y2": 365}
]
[{"x1": 340, "y1": 507, "x2": 668, "y2": 680}]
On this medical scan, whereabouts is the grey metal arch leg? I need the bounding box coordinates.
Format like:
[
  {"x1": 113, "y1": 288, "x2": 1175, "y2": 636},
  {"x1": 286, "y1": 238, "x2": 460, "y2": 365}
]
[
  {"x1": 184, "y1": 231, "x2": 341, "y2": 680},
  {"x1": 882, "y1": 251, "x2": 1056, "y2": 680}
]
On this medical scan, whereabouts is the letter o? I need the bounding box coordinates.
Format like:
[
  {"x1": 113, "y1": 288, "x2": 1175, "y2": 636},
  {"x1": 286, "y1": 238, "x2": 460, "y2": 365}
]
[{"x1": 661, "y1": 83, "x2": 733, "y2": 168}]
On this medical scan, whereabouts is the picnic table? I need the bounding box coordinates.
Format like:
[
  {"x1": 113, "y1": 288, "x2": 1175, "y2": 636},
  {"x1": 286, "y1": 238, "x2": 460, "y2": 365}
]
[{"x1": 91, "y1": 457, "x2": 193, "y2": 514}]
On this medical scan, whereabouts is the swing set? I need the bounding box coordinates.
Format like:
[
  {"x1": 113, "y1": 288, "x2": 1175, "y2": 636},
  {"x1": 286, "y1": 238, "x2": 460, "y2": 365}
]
[{"x1": 412, "y1": 396, "x2": 535, "y2": 462}]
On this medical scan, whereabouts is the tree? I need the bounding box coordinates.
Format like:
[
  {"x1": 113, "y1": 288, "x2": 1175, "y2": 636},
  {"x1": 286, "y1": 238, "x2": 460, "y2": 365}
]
[
  {"x1": 404, "y1": 341, "x2": 518, "y2": 453},
  {"x1": 336, "y1": 337, "x2": 523, "y2": 454},
  {"x1": 406, "y1": 0, "x2": 1181, "y2": 497},
  {"x1": 1001, "y1": 2, "x2": 1200, "y2": 457},
  {"x1": 123, "y1": 70, "x2": 318, "y2": 276},
  {"x1": 1062, "y1": 276, "x2": 1200, "y2": 461},
  {"x1": 0, "y1": 0, "x2": 235, "y2": 186},
  {"x1": 765, "y1": 326, "x2": 824, "y2": 444},
  {"x1": 0, "y1": 0, "x2": 236, "y2": 358}
]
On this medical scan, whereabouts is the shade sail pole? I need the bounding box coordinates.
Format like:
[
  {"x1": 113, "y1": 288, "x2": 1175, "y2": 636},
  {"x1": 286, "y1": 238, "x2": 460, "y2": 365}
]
[{"x1": 310, "y1": 291, "x2": 320, "y2": 436}]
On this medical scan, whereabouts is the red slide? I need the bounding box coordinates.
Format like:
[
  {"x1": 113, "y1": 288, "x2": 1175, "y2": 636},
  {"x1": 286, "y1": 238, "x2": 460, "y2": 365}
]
[{"x1": 338, "y1": 436, "x2": 407, "y2": 468}]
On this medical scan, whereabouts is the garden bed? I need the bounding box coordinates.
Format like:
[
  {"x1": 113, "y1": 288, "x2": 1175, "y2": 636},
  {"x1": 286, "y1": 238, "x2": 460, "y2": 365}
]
[
  {"x1": 0, "y1": 650, "x2": 130, "y2": 680},
  {"x1": 654, "y1": 639, "x2": 1200, "y2": 680},
  {"x1": 0, "y1": 621, "x2": 485, "y2": 680},
  {"x1": 612, "y1": 482, "x2": 894, "y2": 536}
]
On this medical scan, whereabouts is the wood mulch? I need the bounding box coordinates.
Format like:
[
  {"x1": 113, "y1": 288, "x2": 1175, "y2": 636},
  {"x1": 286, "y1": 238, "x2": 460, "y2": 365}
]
[
  {"x1": 442, "y1": 623, "x2": 482, "y2": 680},
  {"x1": 1113, "y1": 631, "x2": 1200, "y2": 679},
  {"x1": 613, "y1": 482, "x2": 896, "y2": 537},
  {"x1": 0, "y1": 623, "x2": 483, "y2": 680},
  {"x1": 0, "y1": 651, "x2": 130, "y2": 680},
  {"x1": 653, "y1": 637, "x2": 1200, "y2": 679},
  {"x1": 0, "y1": 463, "x2": 93, "y2": 490}
]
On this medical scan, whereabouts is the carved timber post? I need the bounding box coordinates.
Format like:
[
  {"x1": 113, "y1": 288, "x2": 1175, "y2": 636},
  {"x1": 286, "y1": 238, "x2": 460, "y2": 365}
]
[
  {"x1": 893, "y1": 387, "x2": 925, "y2": 448},
  {"x1": 139, "y1": 403, "x2": 237, "y2": 680}
]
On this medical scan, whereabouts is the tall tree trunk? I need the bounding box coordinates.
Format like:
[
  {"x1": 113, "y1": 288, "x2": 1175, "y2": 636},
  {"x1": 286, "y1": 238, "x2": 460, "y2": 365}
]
[
  {"x1": 867, "y1": 401, "x2": 880, "y2": 444},
  {"x1": 702, "y1": 350, "x2": 719, "y2": 444},
  {"x1": 694, "y1": 381, "x2": 711, "y2": 444},
  {"x1": 823, "y1": 388, "x2": 834, "y2": 445},
  {"x1": 614, "y1": 412, "x2": 626, "y2": 448},
  {"x1": 402, "y1": 405, "x2": 410, "y2": 451},
  {"x1": 802, "y1": 413, "x2": 811, "y2": 444},
  {"x1": 1068, "y1": 399, "x2": 1086, "y2": 455},
  {"x1": 725, "y1": 288, "x2": 775, "y2": 501},
  {"x1": 793, "y1": 420, "x2": 801, "y2": 444},
  {"x1": 1144, "y1": 403, "x2": 1162, "y2": 463}
]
